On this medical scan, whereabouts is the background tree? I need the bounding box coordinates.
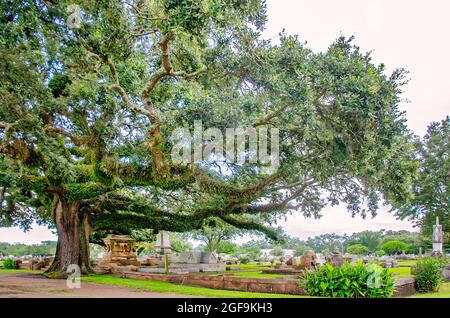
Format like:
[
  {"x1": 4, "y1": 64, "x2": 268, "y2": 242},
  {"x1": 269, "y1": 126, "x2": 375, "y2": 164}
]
[
  {"x1": 216, "y1": 241, "x2": 237, "y2": 254},
  {"x1": 168, "y1": 232, "x2": 192, "y2": 253},
  {"x1": 346, "y1": 243, "x2": 370, "y2": 255},
  {"x1": 346, "y1": 231, "x2": 382, "y2": 253},
  {"x1": 381, "y1": 230, "x2": 428, "y2": 254},
  {"x1": 270, "y1": 245, "x2": 284, "y2": 257},
  {"x1": 305, "y1": 233, "x2": 348, "y2": 254},
  {"x1": 394, "y1": 117, "x2": 449, "y2": 238},
  {"x1": 0, "y1": 0, "x2": 417, "y2": 277},
  {"x1": 189, "y1": 218, "x2": 242, "y2": 252},
  {"x1": 294, "y1": 244, "x2": 313, "y2": 257},
  {"x1": 381, "y1": 240, "x2": 410, "y2": 255}
]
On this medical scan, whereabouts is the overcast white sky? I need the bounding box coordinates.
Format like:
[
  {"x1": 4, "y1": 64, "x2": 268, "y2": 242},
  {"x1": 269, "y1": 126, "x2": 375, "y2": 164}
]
[{"x1": 0, "y1": 0, "x2": 448, "y2": 244}]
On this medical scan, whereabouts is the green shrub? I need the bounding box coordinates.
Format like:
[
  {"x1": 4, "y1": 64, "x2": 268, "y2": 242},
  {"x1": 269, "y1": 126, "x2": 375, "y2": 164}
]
[
  {"x1": 299, "y1": 261, "x2": 394, "y2": 298},
  {"x1": 381, "y1": 240, "x2": 410, "y2": 255},
  {"x1": 375, "y1": 250, "x2": 385, "y2": 257},
  {"x1": 239, "y1": 257, "x2": 249, "y2": 264},
  {"x1": 414, "y1": 256, "x2": 448, "y2": 293},
  {"x1": 347, "y1": 244, "x2": 370, "y2": 255},
  {"x1": 3, "y1": 258, "x2": 18, "y2": 269}
]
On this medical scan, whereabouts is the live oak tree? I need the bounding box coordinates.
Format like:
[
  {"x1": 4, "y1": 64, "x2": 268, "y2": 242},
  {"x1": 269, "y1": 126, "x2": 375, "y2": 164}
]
[{"x1": 1, "y1": 0, "x2": 417, "y2": 276}]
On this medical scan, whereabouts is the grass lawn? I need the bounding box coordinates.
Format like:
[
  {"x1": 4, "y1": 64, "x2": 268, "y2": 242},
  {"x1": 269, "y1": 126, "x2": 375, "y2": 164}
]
[
  {"x1": 227, "y1": 263, "x2": 273, "y2": 271},
  {"x1": 82, "y1": 275, "x2": 308, "y2": 298},
  {"x1": 232, "y1": 270, "x2": 292, "y2": 279},
  {"x1": 0, "y1": 269, "x2": 35, "y2": 274},
  {"x1": 388, "y1": 267, "x2": 412, "y2": 279},
  {"x1": 409, "y1": 282, "x2": 450, "y2": 298},
  {"x1": 189, "y1": 262, "x2": 290, "y2": 279},
  {"x1": 190, "y1": 270, "x2": 290, "y2": 279},
  {"x1": 396, "y1": 260, "x2": 417, "y2": 267}
]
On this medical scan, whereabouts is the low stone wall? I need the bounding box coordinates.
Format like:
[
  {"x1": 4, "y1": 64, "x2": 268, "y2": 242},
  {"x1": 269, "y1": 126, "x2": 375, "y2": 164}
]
[
  {"x1": 393, "y1": 278, "x2": 416, "y2": 297},
  {"x1": 17, "y1": 261, "x2": 32, "y2": 270},
  {"x1": 116, "y1": 271, "x2": 417, "y2": 297},
  {"x1": 117, "y1": 271, "x2": 305, "y2": 295}
]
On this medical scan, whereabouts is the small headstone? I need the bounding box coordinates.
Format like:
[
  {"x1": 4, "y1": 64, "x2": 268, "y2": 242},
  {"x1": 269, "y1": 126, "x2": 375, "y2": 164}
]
[{"x1": 286, "y1": 257, "x2": 296, "y2": 266}]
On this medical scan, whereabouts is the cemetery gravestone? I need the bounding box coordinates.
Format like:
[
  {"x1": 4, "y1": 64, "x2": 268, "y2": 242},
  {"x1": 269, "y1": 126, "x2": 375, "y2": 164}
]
[
  {"x1": 99, "y1": 235, "x2": 140, "y2": 268},
  {"x1": 432, "y1": 216, "x2": 443, "y2": 255}
]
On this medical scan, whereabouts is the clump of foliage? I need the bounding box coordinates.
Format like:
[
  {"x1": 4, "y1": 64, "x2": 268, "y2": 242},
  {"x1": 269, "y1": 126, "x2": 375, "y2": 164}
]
[
  {"x1": 381, "y1": 240, "x2": 410, "y2": 255},
  {"x1": 375, "y1": 250, "x2": 385, "y2": 257},
  {"x1": 300, "y1": 261, "x2": 394, "y2": 298},
  {"x1": 216, "y1": 241, "x2": 237, "y2": 254},
  {"x1": 238, "y1": 257, "x2": 250, "y2": 264},
  {"x1": 3, "y1": 258, "x2": 18, "y2": 269},
  {"x1": 270, "y1": 245, "x2": 284, "y2": 257},
  {"x1": 189, "y1": 218, "x2": 242, "y2": 252},
  {"x1": 394, "y1": 117, "x2": 449, "y2": 235},
  {"x1": 346, "y1": 244, "x2": 370, "y2": 255},
  {"x1": 414, "y1": 256, "x2": 448, "y2": 293},
  {"x1": 0, "y1": 241, "x2": 56, "y2": 256},
  {"x1": 294, "y1": 245, "x2": 314, "y2": 257}
]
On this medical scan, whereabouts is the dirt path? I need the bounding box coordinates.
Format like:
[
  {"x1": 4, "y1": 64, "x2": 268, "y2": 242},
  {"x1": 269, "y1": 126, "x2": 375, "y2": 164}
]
[{"x1": 0, "y1": 273, "x2": 200, "y2": 298}]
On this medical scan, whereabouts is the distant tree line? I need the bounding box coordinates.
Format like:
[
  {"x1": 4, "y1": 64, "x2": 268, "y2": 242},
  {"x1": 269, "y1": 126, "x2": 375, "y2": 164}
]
[
  {"x1": 0, "y1": 241, "x2": 56, "y2": 257},
  {"x1": 213, "y1": 229, "x2": 448, "y2": 259}
]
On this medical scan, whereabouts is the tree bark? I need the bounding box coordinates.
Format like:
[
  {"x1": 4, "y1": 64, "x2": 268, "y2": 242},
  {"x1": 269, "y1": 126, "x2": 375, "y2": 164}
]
[{"x1": 46, "y1": 196, "x2": 93, "y2": 277}]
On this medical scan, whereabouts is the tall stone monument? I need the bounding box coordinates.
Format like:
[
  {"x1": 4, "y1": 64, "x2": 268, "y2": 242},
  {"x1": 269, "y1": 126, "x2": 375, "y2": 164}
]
[
  {"x1": 432, "y1": 216, "x2": 443, "y2": 255},
  {"x1": 155, "y1": 230, "x2": 171, "y2": 254}
]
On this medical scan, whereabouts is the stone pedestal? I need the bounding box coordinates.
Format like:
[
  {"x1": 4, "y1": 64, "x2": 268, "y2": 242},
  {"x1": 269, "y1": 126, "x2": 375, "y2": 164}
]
[{"x1": 99, "y1": 235, "x2": 140, "y2": 267}]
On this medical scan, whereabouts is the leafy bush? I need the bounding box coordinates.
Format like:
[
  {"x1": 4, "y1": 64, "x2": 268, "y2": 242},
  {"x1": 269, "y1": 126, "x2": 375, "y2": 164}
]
[
  {"x1": 375, "y1": 250, "x2": 385, "y2": 257},
  {"x1": 381, "y1": 240, "x2": 410, "y2": 255},
  {"x1": 217, "y1": 241, "x2": 237, "y2": 254},
  {"x1": 3, "y1": 258, "x2": 18, "y2": 269},
  {"x1": 270, "y1": 246, "x2": 283, "y2": 257},
  {"x1": 299, "y1": 261, "x2": 394, "y2": 298},
  {"x1": 414, "y1": 256, "x2": 448, "y2": 293},
  {"x1": 347, "y1": 244, "x2": 370, "y2": 255},
  {"x1": 239, "y1": 257, "x2": 249, "y2": 264}
]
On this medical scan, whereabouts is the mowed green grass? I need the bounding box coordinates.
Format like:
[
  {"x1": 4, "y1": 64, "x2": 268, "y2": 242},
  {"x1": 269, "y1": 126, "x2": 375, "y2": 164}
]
[
  {"x1": 227, "y1": 263, "x2": 273, "y2": 271},
  {"x1": 396, "y1": 260, "x2": 417, "y2": 267},
  {"x1": 409, "y1": 282, "x2": 450, "y2": 298},
  {"x1": 190, "y1": 262, "x2": 290, "y2": 279},
  {"x1": 0, "y1": 269, "x2": 35, "y2": 274},
  {"x1": 81, "y1": 275, "x2": 308, "y2": 298},
  {"x1": 3, "y1": 269, "x2": 447, "y2": 298},
  {"x1": 388, "y1": 267, "x2": 412, "y2": 279}
]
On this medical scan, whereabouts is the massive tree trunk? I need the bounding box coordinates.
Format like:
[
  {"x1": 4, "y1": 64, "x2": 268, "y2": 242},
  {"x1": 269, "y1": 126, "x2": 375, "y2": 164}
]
[{"x1": 46, "y1": 196, "x2": 93, "y2": 277}]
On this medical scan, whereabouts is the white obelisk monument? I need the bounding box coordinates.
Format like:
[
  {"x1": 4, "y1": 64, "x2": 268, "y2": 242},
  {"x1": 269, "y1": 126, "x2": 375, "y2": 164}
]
[{"x1": 432, "y1": 216, "x2": 443, "y2": 255}]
